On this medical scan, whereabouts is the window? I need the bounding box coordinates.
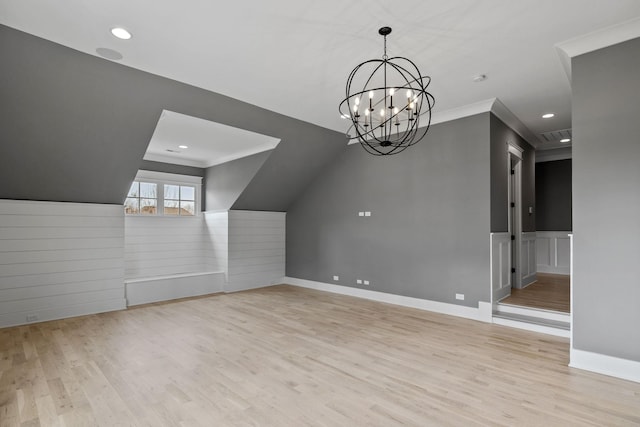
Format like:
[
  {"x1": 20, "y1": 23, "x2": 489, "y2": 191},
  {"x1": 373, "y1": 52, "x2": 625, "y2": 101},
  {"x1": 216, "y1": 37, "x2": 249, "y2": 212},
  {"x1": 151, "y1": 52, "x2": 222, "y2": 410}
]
[
  {"x1": 164, "y1": 184, "x2": 195, "y2": 216},
  {"x1": 125, "y1": 171, "x2": 202, "y2": 216},
  {"x1": 125, "y1": 182, "x2": 158, "y2": 215}
]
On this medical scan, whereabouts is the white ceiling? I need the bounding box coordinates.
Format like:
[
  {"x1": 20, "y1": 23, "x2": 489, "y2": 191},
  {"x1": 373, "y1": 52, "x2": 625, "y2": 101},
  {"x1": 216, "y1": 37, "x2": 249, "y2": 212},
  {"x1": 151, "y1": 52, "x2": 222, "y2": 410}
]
[
  {"x1": 144, "y1": 110, "x2": 280, "y2": 168},
  {"x1": 2, "y1": 0, "x2": 640, "y2": 155}
]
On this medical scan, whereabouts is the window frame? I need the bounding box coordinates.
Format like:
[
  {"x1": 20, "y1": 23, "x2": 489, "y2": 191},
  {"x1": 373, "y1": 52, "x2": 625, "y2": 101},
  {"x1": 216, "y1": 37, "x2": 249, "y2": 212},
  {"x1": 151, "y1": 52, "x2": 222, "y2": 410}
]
[{"x1": 126, "y1": 170, "x2": 202, "y2": 217}]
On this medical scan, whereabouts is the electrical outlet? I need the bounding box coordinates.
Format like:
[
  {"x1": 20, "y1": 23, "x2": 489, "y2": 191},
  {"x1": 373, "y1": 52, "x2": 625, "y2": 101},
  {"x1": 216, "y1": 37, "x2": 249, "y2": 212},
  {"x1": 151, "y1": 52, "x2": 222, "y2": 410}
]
[
  {"x1": 363, "y1": 280, "x2": 370, "y2": 285},
  {"x1": 358, "y1": 212, "x2": 365, "y2": 217},
  {"x1": 356, "y1": 279, "x2": 362, "y2": 285},
  {"x1": 455, "y1": 293, "x2": 465, "y2": 301},
  {"x1": 26, "y1": 314, "x2": 38, "y2": 322},
  {"x1": 333, "y1": 275, "x2": 339, "y2": 281},
  {"x1": 364, "y1": 211, "x2": 371, "y2": 217}
]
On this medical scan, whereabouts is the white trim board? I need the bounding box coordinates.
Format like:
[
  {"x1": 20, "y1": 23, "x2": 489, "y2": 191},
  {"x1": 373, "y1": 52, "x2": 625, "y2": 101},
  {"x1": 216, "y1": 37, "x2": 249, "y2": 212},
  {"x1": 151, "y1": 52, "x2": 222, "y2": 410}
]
[
  {"x1": 283, "y1": 276, "x2": 493, "y2": 323},
  {"x1": 570, "y1": 348, "x2": 640, "y2": 384}
]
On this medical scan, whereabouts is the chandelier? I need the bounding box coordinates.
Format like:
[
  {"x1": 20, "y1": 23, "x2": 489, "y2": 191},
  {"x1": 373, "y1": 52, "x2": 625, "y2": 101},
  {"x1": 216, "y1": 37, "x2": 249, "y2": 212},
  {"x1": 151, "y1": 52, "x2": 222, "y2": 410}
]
[{"x1": 339, "y1": 27, "x2": 435, "y2": 156}]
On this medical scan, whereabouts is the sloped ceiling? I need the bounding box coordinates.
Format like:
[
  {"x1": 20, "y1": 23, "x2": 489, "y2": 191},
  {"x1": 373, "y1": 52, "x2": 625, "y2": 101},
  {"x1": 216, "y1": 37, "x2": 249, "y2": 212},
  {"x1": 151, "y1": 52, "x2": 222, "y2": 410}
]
[
  {"x1": 2, "y1": 1, "x2": 640, "y2": 145},
  {"x1": 0, "y1": 25, "x2": 346, "y2": 206}
]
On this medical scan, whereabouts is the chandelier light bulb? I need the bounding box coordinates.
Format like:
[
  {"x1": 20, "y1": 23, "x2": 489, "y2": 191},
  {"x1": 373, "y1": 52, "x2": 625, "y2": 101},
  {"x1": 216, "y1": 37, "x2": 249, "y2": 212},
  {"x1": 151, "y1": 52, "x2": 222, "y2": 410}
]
[
  {"x1": 365, "y1": 109, "x2": 370, "y2": 116},
  {"x1": 406, "y1": 90, "x2": 412, "y2": 98},
  {"x1": 354, "y1": 97, "x2": 360, "y2": 106},
  {"x1": 353, "y1": 104, "x2": 359, "y2": 112},
  {"x1": 389, "y1": 88, "x2": 395, "y2": 96},
  {"x1": 369, "y1": 91, "x2": 374, "y2": 99},
  {"x1": 380, "y1": 109, "x2": 385, "y2": 117}
]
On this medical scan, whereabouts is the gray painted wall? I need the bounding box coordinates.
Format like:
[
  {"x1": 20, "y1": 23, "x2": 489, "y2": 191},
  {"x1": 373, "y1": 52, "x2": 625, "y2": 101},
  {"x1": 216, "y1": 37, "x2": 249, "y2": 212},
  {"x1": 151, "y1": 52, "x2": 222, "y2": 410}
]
[
  {"x1": 205, "y1": 151, "x2": 271, "y2": 211},
  {"x1": 572, "y1": 38, "x2": 640, "y2": 361},
  {"x1": 287, "y1": 113, "x2": 492, "y2": 307},
  {"x1": 535, "y1": 159, "x2": 572, "y2": 231},
  {"x1": 490, "y1": 115, "x2": 536, "y2": 232},
  {"x1": 0, "y1": 24, "x2": 346, "y2": 208}
]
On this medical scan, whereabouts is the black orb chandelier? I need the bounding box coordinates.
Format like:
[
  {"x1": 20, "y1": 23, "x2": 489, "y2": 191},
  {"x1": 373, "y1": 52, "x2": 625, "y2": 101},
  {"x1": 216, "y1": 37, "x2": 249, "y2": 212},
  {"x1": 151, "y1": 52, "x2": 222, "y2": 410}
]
[{"x1": 339, "y1": 27, "x2": 435, "y2": 156}]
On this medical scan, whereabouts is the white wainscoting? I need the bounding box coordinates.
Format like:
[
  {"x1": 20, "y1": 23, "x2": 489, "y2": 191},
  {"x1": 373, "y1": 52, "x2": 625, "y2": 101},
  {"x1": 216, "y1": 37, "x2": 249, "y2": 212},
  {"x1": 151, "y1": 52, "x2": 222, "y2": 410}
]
[
  {"x1": 125, "y1": 215, "x2": 210, "y2": 279},
  {"x1": 520, "y1": 232, "x2": 537, "y2": 287},
  {"x1": 490, "y1": 233, "x2": 511, "y2": 303},
  {"x1": 536, "y1": 231, "x2": 571, "y2": 274},
  {"x1": 203, "y1": 211, "x2": 229, "y2": 279},
  {"x1": 0, "y1": 200, "x2": 126, "y2": 328},
  {"x1": 125, "y1": 213, "x2": 229, "y2": 305},
  {"x1": 227, "y1": 210, "x2": 285, "y2": 292},
  {"x1": 125, "y1": 271, "x2": 224, "y2": 306}
]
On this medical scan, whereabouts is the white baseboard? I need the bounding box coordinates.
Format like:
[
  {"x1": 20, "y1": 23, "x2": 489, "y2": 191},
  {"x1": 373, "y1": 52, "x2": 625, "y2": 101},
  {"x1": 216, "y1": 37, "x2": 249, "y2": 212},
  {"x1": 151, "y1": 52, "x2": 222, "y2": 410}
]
[
  {"x1": 537, "y1": 265, "x2": 570, "y2": 275},
  {"x1": 570, "y1": 348, "x2": 640, "y2": 383},
  {"x1": 125, "y1": 272, "x2": 224, "y2": 306},
  {"x1": 282, "y1": 276, "x2": 492, "y2": 323},
  {"x1": 521, "y1": 274, "x2": 537, "y2": 288}
]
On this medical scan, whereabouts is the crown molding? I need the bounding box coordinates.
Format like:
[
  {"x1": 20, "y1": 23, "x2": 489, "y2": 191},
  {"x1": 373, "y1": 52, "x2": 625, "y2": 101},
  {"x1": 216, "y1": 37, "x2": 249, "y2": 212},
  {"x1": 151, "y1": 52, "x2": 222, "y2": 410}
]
[{"x1": 556, "y1": 17, "x2": 640, "y2": 81}]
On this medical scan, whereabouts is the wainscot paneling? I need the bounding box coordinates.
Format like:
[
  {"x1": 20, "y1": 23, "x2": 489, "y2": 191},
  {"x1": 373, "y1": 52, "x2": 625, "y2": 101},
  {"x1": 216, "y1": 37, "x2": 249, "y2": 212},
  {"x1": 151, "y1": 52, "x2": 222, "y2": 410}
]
[
  {"x1": 0, "y1": 199, "x2": 126, "y2": 328},
  {"x1": 124, "y1": 215, "x2": 209, "y2": 278},
  {"x1": 227, "y1": 211, "x2": 285, "y2": 292},
  {"x1": 203, "y1": 211, "x2": 229, "y2": 278},
  {"x1": 520, "y1": 232, "x2": 537, "y2": 287},
  {"x1": 491, "y1": 232, "x2": 511, "y2": 303},
  {"x1": 536, "y1": 231, "x2": 571, "y2": 275}
]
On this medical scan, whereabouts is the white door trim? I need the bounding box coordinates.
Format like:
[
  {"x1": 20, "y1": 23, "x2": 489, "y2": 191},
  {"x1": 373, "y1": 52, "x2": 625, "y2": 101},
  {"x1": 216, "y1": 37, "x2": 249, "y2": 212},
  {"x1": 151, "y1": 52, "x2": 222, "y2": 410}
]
[{"x1": 507, "y1": 141, "x2": 523, "y2": 289}]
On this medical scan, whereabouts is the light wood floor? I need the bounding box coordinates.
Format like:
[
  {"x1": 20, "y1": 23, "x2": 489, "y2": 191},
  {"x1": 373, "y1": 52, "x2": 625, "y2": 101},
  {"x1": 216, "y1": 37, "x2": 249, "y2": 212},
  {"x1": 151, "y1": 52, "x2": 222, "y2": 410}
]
[
  {"x1": 1, "y1": 285, "x2": 639, "y2": 426},
  {"x1": 500, "y1": 273, "x2": 570, "y2": 312}
]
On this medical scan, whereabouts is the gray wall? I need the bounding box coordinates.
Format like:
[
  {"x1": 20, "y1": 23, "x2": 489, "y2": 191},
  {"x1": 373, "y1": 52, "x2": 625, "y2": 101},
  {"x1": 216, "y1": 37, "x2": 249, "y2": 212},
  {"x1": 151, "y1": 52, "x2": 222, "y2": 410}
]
[
  {"x1": 205, "y1": 151, "x2": 271, "y2": 211},
  {"x1": 287, "y1": 113, "x2": 492, "y2": 307},
  {"x1": 490, "y1": 115, "x2": 536, "y2": 232},
  {"x1": 572, "y1": 38, "x2": 640, "y2": 361},
  {"x1": 535, "y1": 159, "x2": 572, "y2": 231},
  {"x1": 0, "y1": 24, "x2": 346, "y2": 208}
]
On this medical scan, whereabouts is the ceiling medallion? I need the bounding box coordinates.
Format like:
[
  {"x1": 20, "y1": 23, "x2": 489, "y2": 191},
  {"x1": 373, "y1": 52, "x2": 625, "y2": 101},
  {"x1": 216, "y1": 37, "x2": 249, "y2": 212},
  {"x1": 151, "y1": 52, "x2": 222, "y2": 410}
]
[{"x1": 339, "y1": 27, "x2": 435, "y2": 155}]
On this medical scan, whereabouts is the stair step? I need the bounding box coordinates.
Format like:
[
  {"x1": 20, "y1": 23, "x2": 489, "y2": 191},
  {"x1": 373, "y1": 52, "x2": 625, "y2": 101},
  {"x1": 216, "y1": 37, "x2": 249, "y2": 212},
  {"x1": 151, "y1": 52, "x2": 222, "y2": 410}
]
[
  {"x1": 496, "y1": 303, "x2": 570, "y2": 323},
  {"x1": 493, "y1": 311, "x2": 570, "y2": 330}
]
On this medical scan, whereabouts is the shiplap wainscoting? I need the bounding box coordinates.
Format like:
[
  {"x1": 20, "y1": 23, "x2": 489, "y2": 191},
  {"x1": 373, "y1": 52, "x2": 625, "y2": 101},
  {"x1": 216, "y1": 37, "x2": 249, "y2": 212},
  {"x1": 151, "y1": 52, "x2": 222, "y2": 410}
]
[
  {"x1": 490, "y1": 232, "x2": 511, "y2": 303},
  {"x1": 0, "y1": 200, "x2": 126, "y2": 328},
  {"x1": 520, "y1": 232, "x2": 537, "y2": 287},
  {"x1": 537, "y1": 231, "x2": 571, "y2": 274},
  {"x1": 124, "y1": 215, "x2": 223, "y2": 305},
  {"x1": 203, "y1": 211, "x2": 229, "y2": 279},
  {"x1": 227, "y1": 211, "x2": 285, "y2": 292},
  {"x1": 124, "y1": 215, "x2": 210, "y2": 278}
]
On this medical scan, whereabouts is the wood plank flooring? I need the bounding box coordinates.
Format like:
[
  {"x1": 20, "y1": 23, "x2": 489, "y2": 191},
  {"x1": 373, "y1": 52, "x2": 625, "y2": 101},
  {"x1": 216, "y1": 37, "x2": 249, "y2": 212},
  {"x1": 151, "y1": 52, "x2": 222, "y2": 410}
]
[
  {"x1": 500, "y1": 273, "x2": 570, "y2": 312},
  {"x1": 1, "y1": 285, "x2": 639, "y2": 426}
]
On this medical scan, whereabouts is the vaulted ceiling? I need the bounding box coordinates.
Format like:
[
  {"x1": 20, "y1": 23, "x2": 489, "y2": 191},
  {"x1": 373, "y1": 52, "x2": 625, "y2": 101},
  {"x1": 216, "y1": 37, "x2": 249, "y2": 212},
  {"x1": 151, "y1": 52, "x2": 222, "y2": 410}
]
[{"x1": 2, "y1": 0, "x2": 640, "y2": 149}]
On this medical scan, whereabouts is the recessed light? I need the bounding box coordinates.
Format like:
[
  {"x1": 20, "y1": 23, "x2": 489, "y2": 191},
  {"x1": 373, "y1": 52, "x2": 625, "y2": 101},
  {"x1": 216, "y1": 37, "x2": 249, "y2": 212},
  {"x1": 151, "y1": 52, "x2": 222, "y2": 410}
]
[
  {"x1": 178, "y1": 145, "x2": 188, "y2": 149},
  {"x1": 560, "y1": 138, "x2": 571, "y2": 143},
  {"x1": 542, "y1": 113, "x2": 555, "y2": 119},
  {"x1": 111, "y1": 27, "x2": 132, "y2": 40}
]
